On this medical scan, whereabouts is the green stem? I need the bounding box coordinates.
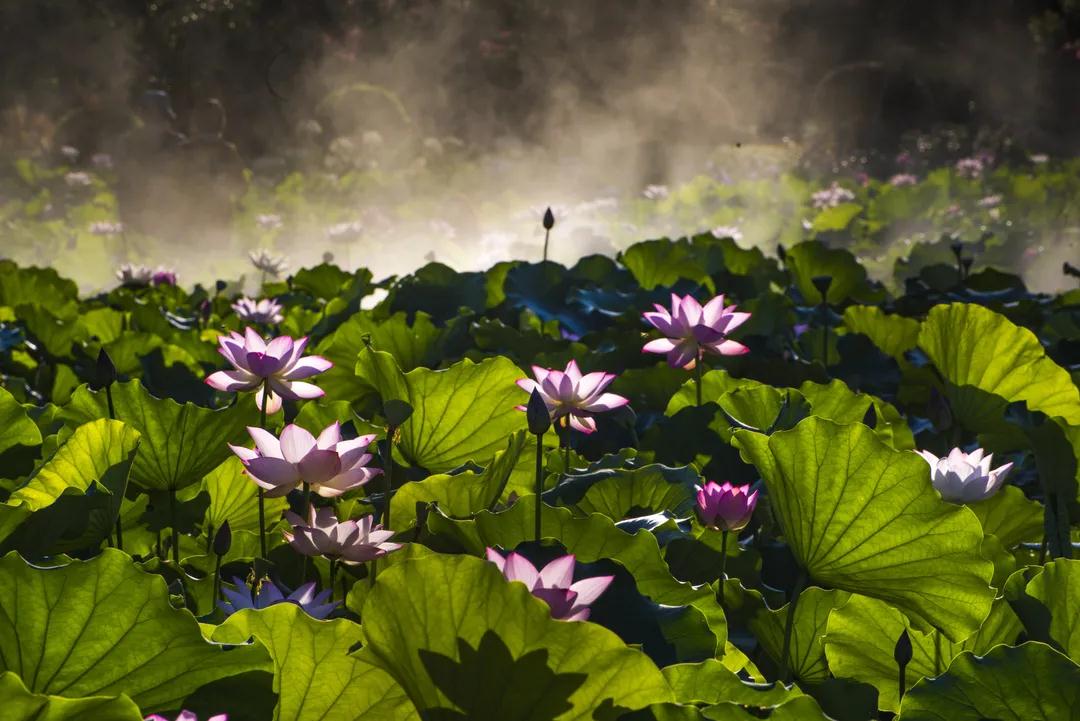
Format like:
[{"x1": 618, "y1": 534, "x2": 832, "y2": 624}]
[
  {"x1": 212, "y1": 553, "x2": 222, "y2": 608},
  {"x1": 257, "y1": 379, "x2": 269, "y2": 559},
  {"x1": 169, "y1": 487, "x2": 180, "y2": 565},
  {"x1": 105, "y1": 384, "x2": 123, "y2": 551},
  {"x1": 561, "y1": 419, "x2": 571, "y2": 480},
  {"x1": 535, "y1": 431, "x2": 544, "y2": 542},
  {"x1": 383, "y1": 426, "x2": 395, "y2": 530},
  {"x1": 934, "y1": 632, "x2": 942, "y2": 676},
  {"x1": 329, "y1": 558, "x2": 339, "y2": 602},
  {"x1": 542, "y1": 229, "x2": 550, "y2": 262},
  {"x1": 301, "y1": 482, "x2": 311, "y2": 582},
  {"x1": 719, "y1": 531, "x2": 729, "y2": 581},
  {"x1": 820, "y1": 302, "x2": 829, "y2": 367},
  {"x1": 779, "y1": 570, "x2": 808, "y2": 684},
  {"x1": 694, "y1": 354, "x2": 704, "y2": 407},
  {"x1": 898, "y1": 659, "x2": 907, "y2": 703}
]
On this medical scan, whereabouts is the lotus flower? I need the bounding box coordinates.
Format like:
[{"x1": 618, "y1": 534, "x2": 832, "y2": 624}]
[
  {"x1": 205, "y1": 328, "x2": 331, "y2": 413},
  {"x1": 116, "y1": 263, "x2": 153, "y2": 287},
  {"x1": 151, "y1": 266, "x2": 177, "y2": 286},
  {"x1": 219, "y1": 576, "x2": 338, "y2": 619},
  {"x1": 515, "y1": 360, "x2": 629, "y2": 434},
  {"x1": 642, "y1": 294, "x2": 751, "y2": 368},
  {"x1": 486, "y1": 549, "x2": 613, "y2": 621},
  {"x1": 229, "y1": 422, "x2": 379, "y2": 498},
  {"x1": 145, "y1": 713, "x2": 226, "y2": 721},
  {"x1": 249, "y1": 248, "x2": 288, "y2": 277},
  {"x1": 232, "y1": 296, "x2": 284, "y2": 325},
  {"x1": 695, "y1": 481, "x2": 758, "y2": 532},
  {"x1": 917, "y1": 448, "x2": 1013, "y2": 503},
  {"x1": 284, "y1": 507, "x2": 401, "y2": 564}
]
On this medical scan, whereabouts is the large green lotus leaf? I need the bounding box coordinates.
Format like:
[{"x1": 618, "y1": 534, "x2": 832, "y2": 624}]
[
  {"x1": 0, "y1": 263, "x2": 79, "y2": 314},
  {"x1": 701, "y1": 696, "x2": 829, "y2": 720},
  {"x1": 918, "y1": 302, "x2": 1080, "y2": 428},
  {"x1": 0, "y1": 549, "x2": 271, "y2": 712},
  {"x1": 575, "y1": 464, "x2": 700, "y2": 520},
  {"x1": 666, "y1": 370, "x2": 765, "y2": 416},
  {"x1": 5, "y1": 419, "x2": 139, "y2": 512},
  {"x1": 63, "y1": 381, "x2": 260, "y2": 491},
  {"x1": 1025, "y1": 559, "x2": 1080, "y2": 662},
  {"x1": 317, "y1": 311, "x2": 441, "y2": 402},
  {"x1": 897, "y1": 642, "x2": 1080, "y2": 721},
  {"x1": 842, "y1": 306, "x2": 920, "y2": 360},
  {"x1": 967, "y1": 485, "x2": 1044, "y2": 548},
  {"x1": 0, "y1": 671, "x2": 142, "y2": 721},
  {"x1": 203, "y1": 456, "x2": 289, "y2": 534},
  {"x1": 0, "y1": 385, "x2": 41, "y2": 456},
  {"x1": 743, "y1": 587, "x2": 849, "y2": 683},
  {"x1": 663, "y1": 660, "x2": 803, "y2": 706},
  {"x1": 390, "y1": 431, "x2": 526, "y2": 530},
  {"x1": 357, "y1": 553, "x2": 673, "y2": 719},
  {"x1": 619, "y1": 238, "x2": 714, "y2": 292},
  {"x1": 796, "y1": 379, "x2": 915, "y2": 450},
  {"x1": 356, "y1": 349, "x2": 528, "y2": 472},
  {"x1": 733, "y1": 418, "x2": 994, "y2": 640},
  {"x1": 716, "y1": 386, "x2": 811, "y2": 437},
  {"x1": 211, "y1": 604, "x2": 417, "y2": 721},
  {"x1": 785, "y1": 241, "x2": 867, "y2": 304},
  {"x1": 823, "y1": 594, "x2": 1022, "y2": 712}
]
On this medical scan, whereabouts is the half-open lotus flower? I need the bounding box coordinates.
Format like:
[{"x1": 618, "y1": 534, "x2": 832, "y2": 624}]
[
  {"x1": 151, "y1": 266, "x2": 177, "y2": 286},
  {"x1": 486, "y1": 549, "x2": 614, "y2": 621},
  {"x1": 284, "y1": 507, "x2": 401, "y2": 564},
  {"x1": 917, "y1": 447, "x2": 1013, "y2": 503},
  {"x1": 205, "y1": 328, "x2": 331, "y2": 413},
  {"x1": 145, "y1": 713, "x2": 226, "y2": 721},
  {"x1": 695, "y1": 481, "x2": 758, "y2": 532},
  {"x1": 515, "y1": 360, "x2": 629, "y2": 434},
  {"x1": 229, "y1": 422, "x2": 379, "y2": 498},
  {"x1": 249, "y1": 248, "x2": 288, "y2": 277},
  {"x1": 642, "y1": 294, "x2": 750, "y2": 369},
  {"x1": 219, "y1": 576, "x2": 338, "y2": 619},
  {"x1": 116, "y1": 263, "x2": 153, "y2": 287},
  {"x1": 232, "y1": 296, "x2": 284, "y2": 325}
]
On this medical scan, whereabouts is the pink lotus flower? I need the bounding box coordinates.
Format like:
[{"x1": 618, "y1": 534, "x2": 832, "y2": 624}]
[
  {"x1": 205, "y1": 328, "x2": 331, "y2": 413},
  {"x1": 486, "y1": 549, "x2": 613, "y2": 621},
  {"x1": 146, "y1": 713, "x2": 226, "y2": 721},
  {"x1": 917, "y1": 448, "x2": 1013, "y2": 503},
  {"x1": 229, "y1": 422, "x2": 379, "y2": 498},
  {"x1": 515, "y1": 360, "x2": 629, "y2": 434},
  {"x1": 116, "y1": 263, "x2": 152, "y2": 287},
  {"x1": 151, "y1": 267, "x2": 177, "y2": 286},
  {"x1": 283, "y1": 507, "x2": 401, "y2": 564},
  {"x1": 642, "y1": 294, "x2": 751, "y2": 369},
  {"x1": 696, "y1": 481, "x2": 758, "y2": 532},
  {"x1": 232, "y1": 296, "x2": 284, "y2": 325}
]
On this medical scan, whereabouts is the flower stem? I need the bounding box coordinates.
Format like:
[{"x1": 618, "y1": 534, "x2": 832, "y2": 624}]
[
  {"x1": 383, "y1": 426, "x2": 395, "y2": 530},
  {"x1": 561, "y1": 419, "x2": 571, "y2": 480},
  {"x1": 212, "y1": 553, "x2": 222, "y2": 608},
  {"x1": 542, "y1": 228, "x2": 550, "y2": 262},
  {"x1": 719, "y1": 531, "x2": 729, "y2": 580},
  {"x1": 257, "y1": 379, "x2": 268, "y2": 559},
  {"x1": 169, "y1": 487, "x2": 180, "y2": 565},
  {"x1": 104, "y1": 384, "x2": 124, "y2": 551},
  {"x1": 779, "y1": 570, "x2": 808, "y2": 684},
  {"x1": 534, "y1": 430, "x2": 544, "y2": 542},
  {"x1": 694, "y1": 355, "x2": 703, "y2": 407},
  {"x1": 301, "y1": 481, "x2": 311, "y2": 582},
  {"x1": 329, "y1": 558, "x2": 339, "y2": 601}
]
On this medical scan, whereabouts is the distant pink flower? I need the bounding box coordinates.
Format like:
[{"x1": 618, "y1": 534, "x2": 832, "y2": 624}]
[
  {"x1": 955, "y1": 157, "x2": 984, "y2": 179},
  {"x1": 696, "y1": 481, "x2": 758, "y2": 532},
  {"x1": 205, "y1": 328, "x2": 331, "y2": 414},
  {"x1": 642, "y1": 293, "x2": 751, "y2": 369},
  {"x1": 486, "y1": 549, "x2": 613, "y2": 621},
  {"x1": 283, "y1": 507, "x2": 400, "y2": 564},
  {"x1": 145, "y1": 713, "x2": 226, "y2": 721},
  {"x1": 232, "y1": 297, "x2": 284, "y2": 325},
  {"x1": 151, "y1": 267, "x2": 177, "y2": 286},
  {"x1": 889, "y1": 173, "x2": 918, "y2": 187},
  {"x1": 116, "y1": 263, "x2": 152, "y2": 287},
  {"x1": 229, "y1": 422, "x2": 379, "y2": 498},
  {"x1": 515, "y1": 360, "x2": 629, "y2": 434},
  {"x1": 917, "y1": 448, "x2": 1013, "y2": 503}
]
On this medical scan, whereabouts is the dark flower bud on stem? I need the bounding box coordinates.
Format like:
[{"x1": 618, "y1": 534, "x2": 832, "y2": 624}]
[
  {"x1": 527, "y1": 389, "x2": 552, "y2": 435},
  {"x1": 810, "y1": 275, "x2": 832, "y2": 304},
  {"x1": 384, "y1": 399, "x2": 414, "y2": 428},
  {"x1": 213, "y1": 520, "x2": 232, "y2": 556},
  {"x1": 542, "y1": 207, "x2": 555, "y2": 230},
  {"x1": 95, "y1": 348, "x2": 117, "y2": 390}
]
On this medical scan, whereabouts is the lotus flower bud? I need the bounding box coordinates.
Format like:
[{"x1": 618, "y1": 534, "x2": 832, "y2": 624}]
[
  {"x1": 695, "y1": 481, "x2": 758, "y2": 532},
  {"x1": 526, "y1": 388, "x2": 552, "y2": 435},
  {"x1": 213, "y1": 520, "x2": 232, "y2": 556},
  {"x1": 542, "y1": 207, "x2": 555, "y2": 230},
  {"x1": 917, "y1": 447, "x2": 1013, "y2": 503},
  {"x1": 95, "y1": 348, "x2": 117, "y2": 389}
]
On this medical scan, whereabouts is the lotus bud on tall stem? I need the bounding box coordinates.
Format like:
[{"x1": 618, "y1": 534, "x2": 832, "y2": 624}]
[
  {"x1": 526, "y1": 389, "x2": 552, "y2": 542},
  {"x1": 895, "y1": 629, "x2": 913, "y2": 702},
  {"x1": 542, "y1": 207, "x2": 555, "y2": 262}
]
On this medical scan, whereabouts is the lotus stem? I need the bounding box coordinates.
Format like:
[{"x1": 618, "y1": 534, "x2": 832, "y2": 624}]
[
  {"x1": 104, "y1": 384, "x2": 124, "y2": 551},
  {"x1": 301, "y1": 481, "x2": 311, "y2": 582},
  {"x1": 561, "y1": 419, "x2": 571, "y2": 480},
  {"x1": 779, "y1": 570, "x2": 807, "y2": 684},
  {"x1": 212, "y1": 553, "x2": 222, "y2": 607},
  {"x1": 169, "y1": 487, "x2": 180, "y2": 565},
  {"x1": 719, "y1": 531, "x2": 729, "y2": 581},
  {"x1": 383, "y1": 426, "x2": 395, "y2": 530},
  {"x1": 534, "y1": 431, "x2": 544, "y2": 542},
  {"x1": 934, "y1": 632, "x2": 942, "y2": 675},
  {"x1": 257, "y1": 379, "x2": 269, "y2": 559},
  {"x1": 329, "y1": 558, "x2": 339, "y2": 601},
  {"x1": 694, "y1": 354, "x2": 704, "y2": 407},
  {"x1": 542, "y1": 228, "x2": 550, "y2": 262}
]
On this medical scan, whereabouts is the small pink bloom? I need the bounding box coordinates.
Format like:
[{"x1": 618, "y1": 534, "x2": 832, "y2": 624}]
[
  {"x1": 486, "y1": 549, "x2": 613, "y2": 621},
  {"x1": 151, "y1": 267, "x2": 177, "y2": 286},
  {"x1": 642, "y1": 293, "x2": 751, "y2": 369},
  {"x1": 232, "y1": 296, "x2": 284, "y2": 325},
  {"x1": 283, "y1": 506, "x2": 401, "y2": 564},
  {"x1": 145, "y1": 713, "x2": 226, "y2": 721},
  {"x1": 888, "y1": 173, "x2": 918, "y2": 187},
  {"x1": 229, "y1": 422, "x2": 379, "y2": 498},
  {"x1": 695, "y1": 481, "x2": 758, "y2": 532},
  {"x1": 205, "y1": 328, "x2": 332, "y2": 413},
  {"x1": 116, "y1": 263, "x2": 152, "y2": 287},
  {"x1": 515, "y1": 360, "x2": 629, "y2": 434}
]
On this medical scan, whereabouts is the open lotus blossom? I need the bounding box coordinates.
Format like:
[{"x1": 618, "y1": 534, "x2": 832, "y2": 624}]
[
  {"x1": 917, "y1": 447, "x2": 1013, "y2": 503},
  {"x1": 232, "y1": 296, "x2": 284, "y2": 325},
  {"x1": 696, "y1": 481, "x2": 758, "y2": 532},
  {"x1": 515, "y1": 360, "x2": 629, "y2": 434},
  {"x1": 151, "y1": 266, "x2": 177, "y2": 286},
  {"x1": 486, "y1": 549, "x2": 614, "y2": 621},
  {"x1": 146, "y1": 713, "x2": 226, "y2": 721},
  {"x1": 229, "y1": 422, "x2": 379, "y2": 498},
  {"x1": 116, "y1": 263, "x2": 153, "y2": 287},
  {"x1": 249, "y1": 248, "x2": 288, "y2": 277},
  {"x1": 205, "y1": 328, "x2": 331, "y2": 413},
  {"x1": 284, "y1": 507, "x2": 401, "y2": 564},
  {"x1": 642, "y1": 293, "x2": 751, "y2": 369},
  {"x1": 219, "y1": 576, "x2": 338, "y2": 619}
]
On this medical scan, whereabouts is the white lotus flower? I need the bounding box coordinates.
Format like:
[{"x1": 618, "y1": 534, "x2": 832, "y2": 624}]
[{"x1": 916, "y1": 447, "x2": 1013, "y2": 503}]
